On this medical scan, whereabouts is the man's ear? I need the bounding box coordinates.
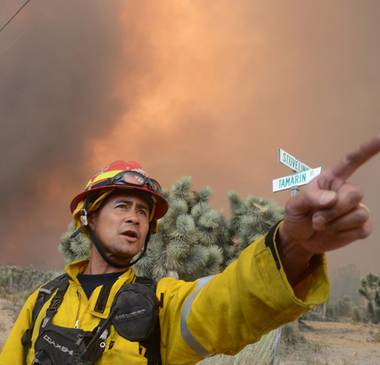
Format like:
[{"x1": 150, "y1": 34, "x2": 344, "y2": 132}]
[{"x1": 88, "y1": 212, "x2": 98, "y2": 230}]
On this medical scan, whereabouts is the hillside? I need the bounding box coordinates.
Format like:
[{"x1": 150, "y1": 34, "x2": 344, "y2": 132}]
[{"x1": 0, "y1": 298, "x2": 17, "y2": 351}]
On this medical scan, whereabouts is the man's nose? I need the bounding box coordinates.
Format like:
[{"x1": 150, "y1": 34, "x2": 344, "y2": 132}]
[{"x1": 125, "y1": 211, "x2": 139, "y2": 225}]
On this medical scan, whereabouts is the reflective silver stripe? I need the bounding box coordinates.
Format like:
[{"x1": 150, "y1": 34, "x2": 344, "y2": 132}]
[
  {"x1": 180, "y1": 275, "x2": 214, "y2": 357},
  {"x1": 39, "y1": 288, "x2": 52, "y2": 295}
]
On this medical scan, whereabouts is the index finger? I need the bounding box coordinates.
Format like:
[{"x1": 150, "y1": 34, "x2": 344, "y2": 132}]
[{"x1": 330, "y1": 134, "x2": 380, "y2": 181}]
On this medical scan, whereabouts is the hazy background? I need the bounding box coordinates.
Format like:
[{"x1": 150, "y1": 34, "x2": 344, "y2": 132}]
[{"x1": 0, "y1": 0, "x2": 379, "y2": 276}]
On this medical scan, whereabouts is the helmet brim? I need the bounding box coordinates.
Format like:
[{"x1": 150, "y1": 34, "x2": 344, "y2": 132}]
[{"x1": 70, "y1": 185, "x2": 169, "y2": 220}]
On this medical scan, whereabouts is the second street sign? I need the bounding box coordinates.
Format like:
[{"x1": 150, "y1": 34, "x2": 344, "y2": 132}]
[
  {"x1": 279, "y1": 148, "x2": 311, "y2": 173},
  {"x1": 272, "y1": 167, "x2": 322, "y2": 192}
]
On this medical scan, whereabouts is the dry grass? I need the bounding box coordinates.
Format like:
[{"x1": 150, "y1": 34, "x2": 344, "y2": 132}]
[
  {"x1": 279, "y1": 321, "x2": 380, "y2": 365},
  {"x1": 369, "y1": 328, "x2": 380, "y2": 342}
]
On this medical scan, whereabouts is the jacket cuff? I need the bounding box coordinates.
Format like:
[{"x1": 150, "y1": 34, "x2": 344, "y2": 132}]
[{"x1": 259, "y1": 221, "x2": 329, "y2": 311}]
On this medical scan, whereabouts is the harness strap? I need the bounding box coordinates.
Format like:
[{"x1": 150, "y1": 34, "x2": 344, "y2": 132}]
[
  {"x1": 141, "y1": 317, "x2": 162, "y2": 365},
  {"x1": 135, "y1": 277, "x2": 162, "y2": 365},
  {"x1": 41, "y1": 278, "x2": 69, "y2": 329},
  {"x1": 22, "y1": 274, "x2": 69, "y2": 365},
  {"x1": 94, "y1": 283, "x2": 113, "y2": 313}
]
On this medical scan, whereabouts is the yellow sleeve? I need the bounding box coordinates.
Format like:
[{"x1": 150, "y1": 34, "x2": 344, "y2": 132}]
[
  {"x1": 157, "y1": 225, "x2": 329, "y2": 365},
  {"x1": 0, "y1": 290, "x2": 39, "y2": 365}
]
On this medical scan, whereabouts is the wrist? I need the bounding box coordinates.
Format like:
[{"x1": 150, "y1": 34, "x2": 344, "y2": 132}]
[
  {"x1": 277, "y1": 222, "x2": 315, "y2": 286},
  {"x1": 278, "y1": 223, "x2": 314, "y2": 263}
]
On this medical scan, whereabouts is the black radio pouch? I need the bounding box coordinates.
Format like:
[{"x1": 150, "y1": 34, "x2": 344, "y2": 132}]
[
  {"x1": 111, "y1": 281, "x2": 159, "y2": 342},
  {"x1": 33, "y1": 324, "x2": 104, "y2": 365}
]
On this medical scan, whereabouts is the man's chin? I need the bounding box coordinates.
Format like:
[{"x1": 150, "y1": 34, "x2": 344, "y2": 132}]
[{"x1": 108, "y1": 251, "x2": 141, "y2": 264}]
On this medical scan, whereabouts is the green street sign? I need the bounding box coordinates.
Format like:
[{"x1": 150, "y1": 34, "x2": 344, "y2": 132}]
[
  {"x1": 272, "y1": 167, "x2": 322, "y2": 192},
  {"x1": 279, "y1": 148, "x2": 311, "y2": 173}
]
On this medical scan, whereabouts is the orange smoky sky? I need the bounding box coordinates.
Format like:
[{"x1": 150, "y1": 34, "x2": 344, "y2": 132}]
[{"x1": 0, "y1": 1, "x2": 379, "y2": 276}]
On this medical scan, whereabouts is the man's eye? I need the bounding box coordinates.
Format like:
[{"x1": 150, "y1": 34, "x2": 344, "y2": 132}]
[{"x1": 139, "y1": 209, "x2": 148, "y2": 216}]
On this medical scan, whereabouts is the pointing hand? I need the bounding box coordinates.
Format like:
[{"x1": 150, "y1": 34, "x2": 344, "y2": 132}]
[{"x1": 278, "y1": 135, "x2": 380, "y2": 284}]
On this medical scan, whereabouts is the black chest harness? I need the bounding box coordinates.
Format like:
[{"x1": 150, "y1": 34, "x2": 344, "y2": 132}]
[{"x1": 21, "y1": 274, "x2": 162, "y2": 365}]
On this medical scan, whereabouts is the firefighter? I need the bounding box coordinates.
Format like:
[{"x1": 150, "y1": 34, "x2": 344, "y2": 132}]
[{"x1": 1, "y1": 135, "x2": 379, "y2": 365}]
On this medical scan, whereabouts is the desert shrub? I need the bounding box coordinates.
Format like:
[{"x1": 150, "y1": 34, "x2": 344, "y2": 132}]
[
  {"x1": 0, "y1": 266, "x2": 61, "y2": 317},
  {"x1": 0, "y1": 265, "x2": 60, "y2": 294},
  {"x1": 352, "y1": 306, "x2": 362, "y2": 322},
  {"x1": 326, "y1": 303, "x2": 336, "y2": 319},
  {"x1": 326, "y1": 296, "x2": 353, "y2": 319},
  {"x1": 281, "y1": 323, "x2": 305, "y2": 346},
  {"x1": 301, "y1": 305, "x2": 326, "y2": 321},
  {"x1": 358, "y1": 272, "x2": 380, "y2": 324},
  {"x1": 336, "y1": 296, "x2": 353, "y2": 317}
]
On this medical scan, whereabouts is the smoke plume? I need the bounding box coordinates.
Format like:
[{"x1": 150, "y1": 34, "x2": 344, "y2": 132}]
[{"x1": 0, "y1": 1, "x2": 379, "y2": 273}]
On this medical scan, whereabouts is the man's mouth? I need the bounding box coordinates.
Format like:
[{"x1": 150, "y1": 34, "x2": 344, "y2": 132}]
[{"x1": 121, "y1": 229, "x2": 139, "y2": 241}]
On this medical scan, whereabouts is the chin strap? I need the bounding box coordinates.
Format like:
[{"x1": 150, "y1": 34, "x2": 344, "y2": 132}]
[
  {"x1": 81, "y1": 196, "x2": 151, "y2": 269},
  {"x1": 86, "y1": 225, "x2": 150, "y2": 269}
]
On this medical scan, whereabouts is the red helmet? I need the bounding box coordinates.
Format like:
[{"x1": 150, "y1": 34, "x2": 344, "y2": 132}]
[{"x1": 70, "y1": 161, "x2": 169, "y2": 221}]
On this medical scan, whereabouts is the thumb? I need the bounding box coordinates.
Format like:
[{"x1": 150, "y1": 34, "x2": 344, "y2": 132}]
[{"x1": 286, "y1": 180, "x2": 337, "y2": 217}]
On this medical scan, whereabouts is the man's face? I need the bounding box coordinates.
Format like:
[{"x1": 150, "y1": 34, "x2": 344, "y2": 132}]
[{"x1": 89, "y1": 191, "x2": 150, "y2": 264}]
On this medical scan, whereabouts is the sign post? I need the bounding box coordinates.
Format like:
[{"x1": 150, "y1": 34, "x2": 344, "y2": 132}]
[{"x1": 270, "y1": 149, "x2": 321, "y2": 365}]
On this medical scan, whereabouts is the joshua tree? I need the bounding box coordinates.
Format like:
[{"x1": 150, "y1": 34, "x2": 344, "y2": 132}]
[{"x1": 358, "y1": 272, "x2": 380, "y2": 324}]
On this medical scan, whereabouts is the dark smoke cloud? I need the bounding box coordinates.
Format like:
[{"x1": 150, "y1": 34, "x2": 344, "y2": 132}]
[
  {"x1": 0, "y1": 1, "x2": 138, "y2": 266},
  {"x1": 90, "y1": 1, "x2": 380, "y2": 275},
  {"x1": 0, "y1": 1, "x2": 379, "y2": 275}
]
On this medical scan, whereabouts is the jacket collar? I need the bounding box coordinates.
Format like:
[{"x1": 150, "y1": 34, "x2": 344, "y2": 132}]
[
  {"x1": 64, "y1": 258, "x2": 136, "y2": 285},
  {"x1": 64, "y1": 259, "x2": 137, "y2": 318}
]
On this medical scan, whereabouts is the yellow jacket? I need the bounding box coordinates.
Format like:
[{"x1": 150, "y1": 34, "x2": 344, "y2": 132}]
[{"x1": 0, "y1": 229, "x2": 329, "y2": 365}]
